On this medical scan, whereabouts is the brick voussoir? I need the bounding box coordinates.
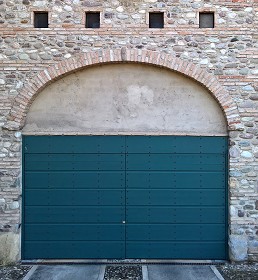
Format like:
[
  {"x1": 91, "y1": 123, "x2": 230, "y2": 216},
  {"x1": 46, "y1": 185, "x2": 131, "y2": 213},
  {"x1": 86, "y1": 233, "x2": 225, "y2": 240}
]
[
  {"x1": 47, "y1": 66, "x2": 59, "y2": 80},
  {"x1": 43, "y1": 70, "x2": 52, "y2": 81},
  {"x1": 30, "y1": 77, "x2": 44, "y2": 90}
]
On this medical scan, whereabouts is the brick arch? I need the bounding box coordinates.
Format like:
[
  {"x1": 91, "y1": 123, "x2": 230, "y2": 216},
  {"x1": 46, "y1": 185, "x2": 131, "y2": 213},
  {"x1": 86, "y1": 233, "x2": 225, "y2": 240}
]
[{"x1": 5, "y1": 48, "x2": 241, "y2": 131}]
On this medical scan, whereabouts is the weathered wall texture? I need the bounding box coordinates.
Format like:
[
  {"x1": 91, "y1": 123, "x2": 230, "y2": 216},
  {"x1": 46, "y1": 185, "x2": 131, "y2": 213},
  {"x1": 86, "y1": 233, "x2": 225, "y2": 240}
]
[
  {"x1": 0, "y1": 0, "x2": 257, "y2": 263},
  {"x1": 23, "y1": 64, "x2": 227, "y2": 135}
]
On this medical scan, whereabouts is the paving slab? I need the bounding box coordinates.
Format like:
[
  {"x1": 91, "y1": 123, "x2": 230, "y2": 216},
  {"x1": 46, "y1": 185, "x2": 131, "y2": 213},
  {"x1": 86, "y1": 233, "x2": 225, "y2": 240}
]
[
  {"x1": 147, "y1": 265, "x2": 223, "y2": 280},
  {"x1": 24, "y1": 265, "x2": 103, "y2": 280}
]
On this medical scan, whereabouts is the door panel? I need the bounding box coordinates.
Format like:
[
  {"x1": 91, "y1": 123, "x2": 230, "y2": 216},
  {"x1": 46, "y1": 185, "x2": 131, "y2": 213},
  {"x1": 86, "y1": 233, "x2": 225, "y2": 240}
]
[
  {"x1": 126, "y1": 207, "x2": 225, "y2": 224},
  {"x1": 25, "y1": 189, "x2": 125, "y2": 206},
  {"x1": 126, "y1": 189, "x2": 225, "y2": 206},
  {"x1": 126, "y1": 136, "x2": 227, "y2": 154},
  {"x1": 25, "y1": 206, "x2": 125, "y2": 223},
  {"x1": 126, "y1": 172, "x2": 225, "y2": 189},
  {"x1": 126, "y1": 224, "x2": 225, "y2": 240},
  {"x1": 125, "y1": 136, "x2": 227, "y2": 259},
  {"x1": 23, "y1": 136, "x2": 126, "y2": 259},
  {"x1": 126, "y1": 242, "x2": 226, "y2": 259},
  {"x1": 24, "y1": 135, "x2": 125, "y2": 154},
  {"x1": 25, "y1": 172, "x2": 125, "y2": 189},
  {"x1": 26, "y1": 224, "x2": 125, "y2": 241},
  {"x1": 24, "y1": 241, "x2": 125, "y2": 259},
  {"x1": 126, "y1": 154, "x2": 225, "y2": 171},
  {"x1": 25, "y1": 154, "x2": 125, "y2": 171}
]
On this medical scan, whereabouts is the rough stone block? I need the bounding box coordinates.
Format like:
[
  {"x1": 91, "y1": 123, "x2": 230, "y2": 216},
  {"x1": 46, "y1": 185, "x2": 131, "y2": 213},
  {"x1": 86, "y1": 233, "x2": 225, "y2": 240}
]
[
  {"x1": 0, "y1": 233, "x2": 19, "y2": 265},
  {"x1": 229, "y1": 234, "x2": 248, "y2": 262}
]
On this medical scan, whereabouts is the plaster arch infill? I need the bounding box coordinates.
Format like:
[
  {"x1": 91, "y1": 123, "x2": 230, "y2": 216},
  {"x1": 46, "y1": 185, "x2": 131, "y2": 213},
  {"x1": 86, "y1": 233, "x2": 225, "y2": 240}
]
[
  {"x1": 5, "y1": 48, "x2": 241, "y2": 131},
  {"x1": 23, "y1": 64, "x2": 228, "y2": 135}
]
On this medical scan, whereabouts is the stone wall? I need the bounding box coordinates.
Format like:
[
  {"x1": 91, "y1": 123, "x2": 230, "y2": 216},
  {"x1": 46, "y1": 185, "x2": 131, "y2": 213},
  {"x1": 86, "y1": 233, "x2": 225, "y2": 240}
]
[{"x1": 0, "y1": 0, "x2": 257, "y2": 263}]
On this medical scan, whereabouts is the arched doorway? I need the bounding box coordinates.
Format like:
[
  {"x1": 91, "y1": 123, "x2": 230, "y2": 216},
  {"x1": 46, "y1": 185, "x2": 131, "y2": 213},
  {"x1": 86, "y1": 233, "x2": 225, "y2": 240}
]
[{"x1": 22, "y1": 63, "x2": 228, "y2": 260}]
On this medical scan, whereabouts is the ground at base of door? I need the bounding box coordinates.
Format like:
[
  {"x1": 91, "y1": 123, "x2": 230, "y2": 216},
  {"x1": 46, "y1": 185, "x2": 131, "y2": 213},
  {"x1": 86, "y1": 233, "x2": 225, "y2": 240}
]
[
  {"x1": 0, "y1": 264, "x2": 31, "y2": 280},
  {"x1": 0, "y1": 263, "x2": 258, "y2": 280},
  {"x1": 104, "y1": 265, "x2": 142, "y2": 280},
  {"x1": 217, "y1": 263, "x2": 258, "y2": 280}
]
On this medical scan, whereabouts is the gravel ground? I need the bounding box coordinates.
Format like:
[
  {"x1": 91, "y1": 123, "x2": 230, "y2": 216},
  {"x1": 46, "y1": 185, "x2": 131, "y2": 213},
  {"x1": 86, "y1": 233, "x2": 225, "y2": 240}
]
[
  {"x1": 0, "y1": 264, "x2": 31, "y2": 280},
  {"x1": 104, "y1": 265, "x2": 142, "y2": 280},
  {"x1": 217, "y1": 263, "x2": 258, "y2": 280}
]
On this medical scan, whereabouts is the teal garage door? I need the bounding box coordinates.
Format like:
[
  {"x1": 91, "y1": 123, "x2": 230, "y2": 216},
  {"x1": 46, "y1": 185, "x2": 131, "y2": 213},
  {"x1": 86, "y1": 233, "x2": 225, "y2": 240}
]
[{"x1": 22, "y1": 136, "x2": 228, "y2": 260}]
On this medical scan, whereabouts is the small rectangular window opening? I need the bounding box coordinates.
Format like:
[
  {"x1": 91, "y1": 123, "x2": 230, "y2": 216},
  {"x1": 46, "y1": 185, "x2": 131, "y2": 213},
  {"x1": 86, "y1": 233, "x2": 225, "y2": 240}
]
[
  {"x1": 86, "y1": 12, "x2": 100, "y2": 28},
  {"x1": 149, "y1": 12, "x2": 164, "y2": 28},
  {"x1": 199, "y1": 12, "x2": 214, "y2": 28},
  {"x1": 34, "y1": 12, "x2": 48, "y2": 28}
]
